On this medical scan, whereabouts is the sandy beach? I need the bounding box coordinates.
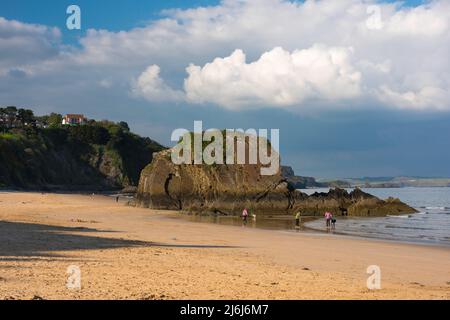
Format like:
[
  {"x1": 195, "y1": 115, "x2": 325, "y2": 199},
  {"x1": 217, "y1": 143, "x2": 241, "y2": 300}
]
[{"x1": 0, "y1": 191, "x2": 448, "y2": 300}]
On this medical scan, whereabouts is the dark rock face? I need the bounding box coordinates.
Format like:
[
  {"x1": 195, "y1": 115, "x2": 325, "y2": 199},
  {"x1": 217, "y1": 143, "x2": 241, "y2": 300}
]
[
  {"x1": 281, "y1": 166, "x2": 351, "y2": 189},
  {"x1": 137, "y1": 150, "x2": 289, "y2": 214},
  {"x1": 136, "y1": 150, "x2": 417, "y2": 217},
  {"x1": 281, "y1": 166, "x2": 320, "y2": 189},
  {"x1": 293, "y1": 188, "x2": 417, "y2": 216},
  {"x1": 0, "y1": 128, "x2": 163, "y2": 191}
]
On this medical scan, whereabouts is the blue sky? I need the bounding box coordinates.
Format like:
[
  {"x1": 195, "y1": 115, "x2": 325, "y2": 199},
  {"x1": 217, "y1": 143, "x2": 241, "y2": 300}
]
[
  {"x1": 1, "y1": 0, "x2": 449, "y2": 178},
  {"x1": 0, "y1": 0, "x2": 425, "y2": 43},
  {"x1": 0, "y1": 0, "x2": 221, "y2": 45}
]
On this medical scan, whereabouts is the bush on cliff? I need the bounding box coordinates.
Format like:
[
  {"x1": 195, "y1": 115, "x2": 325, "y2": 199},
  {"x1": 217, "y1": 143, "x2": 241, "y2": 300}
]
[{"x1": 0, "y1": 115, "x2": 164, "y2": 190}]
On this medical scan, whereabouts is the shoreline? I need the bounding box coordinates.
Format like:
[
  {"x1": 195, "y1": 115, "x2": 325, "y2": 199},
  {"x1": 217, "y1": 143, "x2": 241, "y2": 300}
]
[
  {"x1": 302, "y1": 219, "x2": 450, "y2": 248},
  {"x1": 2, "y1": 189, "x2": 448, "y2": 248},
  {"x1": 0, "y1": 191, "x2": 449, "y2": 299},
  {"x1": 165, "y1": 210, "x2": 450, "y2": 248}
]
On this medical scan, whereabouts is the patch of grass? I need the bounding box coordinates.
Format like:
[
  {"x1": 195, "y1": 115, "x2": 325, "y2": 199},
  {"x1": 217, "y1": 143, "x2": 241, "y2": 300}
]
[{"x1": 0, "y1": 133, "x2": 19, "y2": 140}]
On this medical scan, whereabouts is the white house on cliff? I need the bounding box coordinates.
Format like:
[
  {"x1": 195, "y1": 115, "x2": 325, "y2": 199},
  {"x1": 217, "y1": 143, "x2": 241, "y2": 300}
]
[{"x1": 62, "y1": 114, "x2": 86, "y2": 125}]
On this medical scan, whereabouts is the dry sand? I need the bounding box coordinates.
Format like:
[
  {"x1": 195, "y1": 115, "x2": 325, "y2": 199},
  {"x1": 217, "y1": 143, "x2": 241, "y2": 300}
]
[{"x1": 0, "y1": 191, "x2": 449, "y2": 300}]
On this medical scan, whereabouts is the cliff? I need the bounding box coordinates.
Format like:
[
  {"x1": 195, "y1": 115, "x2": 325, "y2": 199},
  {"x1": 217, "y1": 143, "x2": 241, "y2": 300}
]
[
  {"x1": 281, "y1": 166, "x2": 351, "y2": 189},
  {"x1": 280, "y1": 166, "x2": 320, "y2": 189},
  {"x1": 0, "y1": 124, "x2": 164, "y2": 190}
]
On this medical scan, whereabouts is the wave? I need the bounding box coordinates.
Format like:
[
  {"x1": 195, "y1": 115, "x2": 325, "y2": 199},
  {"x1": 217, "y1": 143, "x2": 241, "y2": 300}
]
[
  {"x1": 387, "y1": 214, "x2": 411, "y2": 218},
  {"x1": 424, "y1": 206, "x2": 447, "y2": 210},
  {"x1": 385, "y1": 225, "x2": 432, "y2": 231}
]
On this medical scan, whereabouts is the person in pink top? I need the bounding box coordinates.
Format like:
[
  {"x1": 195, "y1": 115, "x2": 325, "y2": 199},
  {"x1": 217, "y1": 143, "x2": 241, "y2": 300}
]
[
  {"x1": 242, "y1": 208, "x2": 249, "y2": 225},
  {"x1": 324, "y1": 211, "x2": 333, "y2": 228}
]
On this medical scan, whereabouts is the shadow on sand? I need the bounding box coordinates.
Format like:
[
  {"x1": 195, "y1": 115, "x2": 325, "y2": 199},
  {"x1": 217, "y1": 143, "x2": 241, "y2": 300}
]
[{"x1": 0, "y1": 221, "x2": 239, "y2": 260}]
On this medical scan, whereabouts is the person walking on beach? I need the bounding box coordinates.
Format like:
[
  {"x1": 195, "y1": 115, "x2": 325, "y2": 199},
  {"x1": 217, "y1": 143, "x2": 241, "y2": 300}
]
[
  {"x1": 324, "y1": 211, "x2": 333, "y2": 228},
  {"x1": 242, "y1": 208, "x2": 249, "y2": 225},
  {"x1": 295, "y1": 211, "x2": 301, "y2": 229},
  {"x1": 331, "y1": 217, "x2": 337, "y2": 229}
]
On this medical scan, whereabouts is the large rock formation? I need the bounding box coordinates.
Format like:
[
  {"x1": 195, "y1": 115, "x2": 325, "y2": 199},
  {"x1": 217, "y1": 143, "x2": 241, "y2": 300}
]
[{"x1": 136, "y1": 150, "x2": 417, "y2": 217}]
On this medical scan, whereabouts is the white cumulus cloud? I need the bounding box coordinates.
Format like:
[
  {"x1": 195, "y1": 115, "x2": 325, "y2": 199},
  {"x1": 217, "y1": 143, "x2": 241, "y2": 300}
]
[
  {"x1": 132, "y1": 65, "x2": 184, "y2": 102},
  {"x1": 184, "y1": 45, "x2": 362, "y2": 109},
  {"x1": 1, "y1": 0, "x2": 450, "y2": 112}
]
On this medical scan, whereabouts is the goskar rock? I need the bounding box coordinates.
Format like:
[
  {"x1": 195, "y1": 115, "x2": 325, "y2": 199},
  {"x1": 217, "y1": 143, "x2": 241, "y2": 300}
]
[
  {"x1": 293, "y1": 188, "x2": 418, "y2": 216},
  {"x1": 137, "y1": 150, "x2": 289, "y2": 214},
  {"x1": 136, "y1": 150, "x2": 417, "y2": 217}
]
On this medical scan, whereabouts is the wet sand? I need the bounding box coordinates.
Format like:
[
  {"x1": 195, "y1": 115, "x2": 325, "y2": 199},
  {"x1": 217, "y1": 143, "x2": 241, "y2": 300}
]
[{"x1": 0, "y1": 192, "x2": 449, "y2": 300}]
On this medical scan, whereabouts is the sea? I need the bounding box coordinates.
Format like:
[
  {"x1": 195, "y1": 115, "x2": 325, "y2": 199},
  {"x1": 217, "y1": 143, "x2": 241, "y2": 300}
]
[
  {"x1": 302, "y1": 187, "x2": 450, "y2": 246},
  {"x1": 174, "y1": 187, "x2": 450, "y2": 246}
]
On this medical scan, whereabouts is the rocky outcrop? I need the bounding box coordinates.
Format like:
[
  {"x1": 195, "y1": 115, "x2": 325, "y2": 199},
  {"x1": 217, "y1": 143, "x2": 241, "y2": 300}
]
[
  {"x1": 136, "y1": 150, "x2": 417, "y2": 217},
  {"x1": 281, "y1": 166, "x2": 321, "y2": 189},
  {"x1": 137, "y1": 149, "x2": 290, "y2": 214},
  {"x1": 292, "y1": 188, "x2": 417, "y2": 216},
  {"x1": 281, "y1": 166, "x2": 351, "y2": 189}
]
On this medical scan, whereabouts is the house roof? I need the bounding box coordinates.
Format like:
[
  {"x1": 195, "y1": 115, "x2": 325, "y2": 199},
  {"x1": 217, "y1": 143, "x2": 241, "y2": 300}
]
[{"x1": 64, "y1": 114, "x2": 85, "y2": 119}]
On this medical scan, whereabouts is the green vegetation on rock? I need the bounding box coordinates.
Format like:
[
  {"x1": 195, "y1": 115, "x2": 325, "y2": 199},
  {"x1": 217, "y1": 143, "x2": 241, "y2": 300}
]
[{"x1": 0, "y1": 107, "x2": 164, "y2": 190}]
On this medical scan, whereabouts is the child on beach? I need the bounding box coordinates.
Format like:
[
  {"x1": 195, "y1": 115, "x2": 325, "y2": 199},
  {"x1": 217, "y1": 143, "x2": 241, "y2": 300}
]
[
  {"x1": 242, "y1": 208, "x2": 249, "y2": 225},
  {"x1": 295, "y1": 211, "x2": 301, "y2": 229},
  {"x1": 324, "y1": 211, "x2": 333, "y2": 228}
]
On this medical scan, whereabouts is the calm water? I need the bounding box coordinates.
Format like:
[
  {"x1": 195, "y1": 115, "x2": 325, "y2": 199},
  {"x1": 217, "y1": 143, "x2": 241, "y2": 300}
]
[
  {"x1": 174, "y1": 187, "x2": 450, "y2": 246},
  {"x1": 302, "y1": 187, "x2": 450, "y2": 246}
]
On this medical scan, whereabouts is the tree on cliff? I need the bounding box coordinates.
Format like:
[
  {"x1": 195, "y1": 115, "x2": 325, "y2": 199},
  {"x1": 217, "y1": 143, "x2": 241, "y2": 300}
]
[
  {"x1": 47, "y1": 113, "x2": 63, "y2": 128},
  {"x1": 17, "y1": 109, "x2": 34, "y2": 126}
]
